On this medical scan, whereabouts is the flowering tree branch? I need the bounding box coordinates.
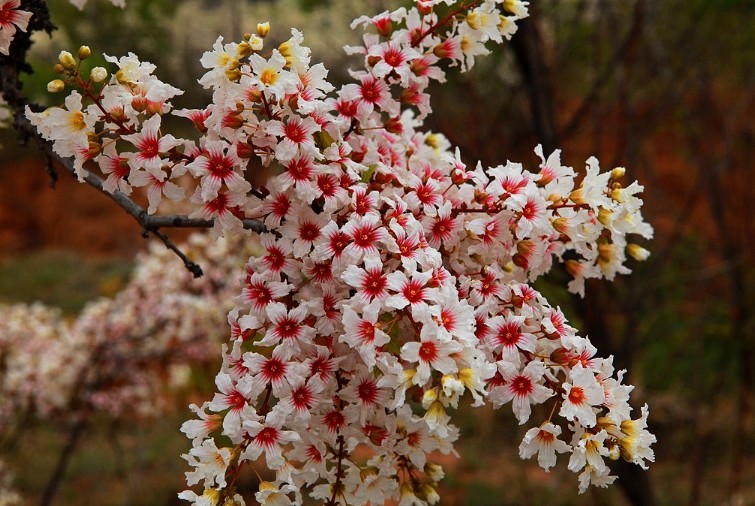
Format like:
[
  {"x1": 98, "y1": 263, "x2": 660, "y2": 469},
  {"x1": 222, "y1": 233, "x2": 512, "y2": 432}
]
[
  {"x1": 0, "y1": 2, "x2": 264, "y2": 278},
  {"x1": 1, "y1": 0, "x2": 658, "y2": 504}
]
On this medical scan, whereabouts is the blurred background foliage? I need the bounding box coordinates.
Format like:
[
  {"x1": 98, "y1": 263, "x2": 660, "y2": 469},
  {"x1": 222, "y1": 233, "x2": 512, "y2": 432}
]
[{"x1": 1, "y1": 0, "x2": 753, "y2": 504}]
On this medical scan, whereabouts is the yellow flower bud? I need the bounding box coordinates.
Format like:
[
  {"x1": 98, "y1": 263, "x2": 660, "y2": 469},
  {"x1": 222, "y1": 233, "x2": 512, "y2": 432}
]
[
  {"x1": 58, "y1": 51, "x2": 76, "y2": 70},
  {"x1": 78, "y1": 45, "x2": 91, "y2": 60},
  {"x1": 257, "y1": 22, "x2": 270, "y2": 38},
  {"x1": 627, "y1": 243, "x2": 650, "y2": 261},
  {"x1": 611, "y1": 166, "x2": 626, "y2": 179}
]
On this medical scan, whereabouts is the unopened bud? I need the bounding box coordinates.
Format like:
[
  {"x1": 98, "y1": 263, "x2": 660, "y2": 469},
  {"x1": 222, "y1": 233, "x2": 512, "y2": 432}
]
[
  {"x1": 367, "y1": 55, "x2": 381, "y2": 67},
  {"x1": 78, "y1": 45, "x2": 91, "y2": 60},
  {"x1": 552, "y1": 216, "x2": 569, "y2": 234},
  {"x1": 597, "y1": 207, "x2": 613, "y2": 227},
  {"x1": 58, "y1": 51, "x2": 76, "y2": 70},
  {"x1": 90, "y1": 66, "x2": 108, "y2": 83},
  {"x1": 610, "y1": 187, "x2": 624, "y2": 203},
  {"x1": 627, "y1": 243, "x2": 650, "y2": 261},
  {"x1": 384, "y1": 116, "x2": 402, "y2": 134},
  {"x1": 257, "y1": 22, "x2": 270, "y2": 38},
  {"x1": 53, "y1": 63, "x2": 66, "y2": 74},
  {"x1": 131, "y1": 96, "x2": 148, "y2": 113},
  {"x1": 550, "y1": 347, "x2": 570, "y2": 365},
  {"x1": 225, "y1": 67, "x2": 242, "y2": 82},
  {"x1": 565, "y1": 259, "x2": 582, "y2": 278},
  {"x1": 569, "y1": 188, "x2": 586, "y2": 205},
  {"x1": 424, "y1": 463, "x2": 445, "y2": 482},
  {"x1": 611, "y1": 166, "x2": 626, "y2": 179},
  {"x1": 200, "y1": 489, "x2": 220, "y2": 506},
  {"x1": 236, "y1": 42, "x2": 252, "y2": 59},
  {"x1": 374, "y1": 17, "x2": 393, "y2": 37},
  {"x1": 466, "y1": 11, "x2": 481, "y2": 30},
  {"x1": 421, "y1": 484, "x2": 440, "y2": 505},
  {"x1": 512, "y1": 252, "x2": 529, "y2": 269},
  {"x1": 451, "y1": 167, "x2": 468, "y2": 185},
  {"x1": 421, "y1": 387, "x2": 438, "y2": 409},
  {"x1": 47, "y1": 79, "x2": 66, "y2": 93}
]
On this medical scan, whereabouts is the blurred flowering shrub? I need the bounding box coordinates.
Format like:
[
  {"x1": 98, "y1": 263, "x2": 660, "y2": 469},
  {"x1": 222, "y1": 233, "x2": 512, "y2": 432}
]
[{"x1": 3, "y1": 0, "x2": 656, "y2": 504}]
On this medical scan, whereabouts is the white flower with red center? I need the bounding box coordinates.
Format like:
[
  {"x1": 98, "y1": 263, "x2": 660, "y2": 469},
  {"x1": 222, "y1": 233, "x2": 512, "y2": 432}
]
[
  {"x1": 0, "y1": 0, "x2": 31, "y2": 55},
  {"x1": 514, "y1": 193, "x2": 550, "y2": 239},
  {"x1": 302, "y1": 257, "x2": 335, "y2": 285},
  {"x1": 180, "y1": 402, "x2": 223, "y2": 445},
  {"x1": 308, "y1": 288, "x2": 344, "y2": 335},
  {"x1": 188, "y1": 190, "x2": 246, "y2": 237},
  {"x1": 277, "y1": 377, "x2": 322, "y2": 420},
  {"x1": 342, "y1": 256, "x2": 389, "y2": 309},
  {"x1": 518, "y1": 422, "x2": 571, "y2": 472},
  {"x1": 486, "y1": 313, "x2": 536, "y2": 361},
  {"x1": 97, "y1": 144, "x2": 132, "y2": 195},
  {"x1": 342, "y1": 214, "x2": 388, "y2": 262},
  {"x1": 187, "y1": 140, "x2": 250, "y2": 202},
  {"x1": 295, "y1": 63, "x2": 335, "y2": 114},
  {"x1": 340, "y1": 73, "x2": 398, "y2": 121},
  {"x1": 260, "y1": 187, "x2": 292, "y2": 228},
  {"x1": 256, "y1": 302, "x2": 315, "y2": 359},
  {"x1": 404, "y1": 176, "x2": 443, "y2": 211},
  {"x1": 351, "y1": 186, "x2": 380, "y2": 217},
  {"x1": 341, "y1": 370, "x2": 388, "y2": 423},
  {"x1": 368, "y1": 39, "x2": 420, "y2": 86},
  {"x1": 340, "y1": 304, "x2": 391, "y2": 368},
  {"x1": 385, "y1": 219, "x2": 427, "y2": 271},
  {"x1": 385, "y1": 269, "x2": 435, "y2": 319},
  {"x1": 248, "y1": 351, "x2": 304, "y2": 398},
  {"x1": 255, "y1": 235, "x2": 300, "y2": 279},
  {"x1": 487, "y1": 161, "x2": 529, "y2": 204},
  {"x1": 207, "y1": 372, "x2": 256, "y2": 437},
  {"x1": 311, "y1": 221, "x2": 355, "y2": 270},
  {"x1": 243, "y1": 413, "x2": 301, "y2": 470},
  {"x1": 307, "y1": 346, "x2": 339, "y2": 389},
  {"x1": 423, "y1": 202, "x2": 461, "y2": 250},
  {"x1": 266, "y1": 115, "x2": 321, "y2": 162},
  {"x1": 278, "y1": 153, "x2": 319, "y2": 198},
  {"x1": 182, "y1": 439, "x2": 233, "y2": 489},
  {"x1": 129, "y1": 168, "x2": 185, "y2": 214},
  {"x1": 401, "y1": 332, "x2": 463, "y2": 386},
  {"x1": 280, "y1": 205, "x2": 327, "y2": 258},
  {"x1": 314, "y1": 171, "x2": 349, "y2": 212},
  {"x1": 241, "y1": 271, "x2": 291, "y2": 316},
  {"x1": 488, "y1": 360, "x2": 552, "y2": 424},
  {"x1": 560, "y1": 363, "x2": 605, "y2": 428},
  {"x1": 467, "y1": 268, "x2": 509, "y2": 306},
  {"x1": 121, "y1": 114, "x2": 182, "y2": 174},
  {"x1": 431, "y1": 289, "x2": 475, "y2": 344}
]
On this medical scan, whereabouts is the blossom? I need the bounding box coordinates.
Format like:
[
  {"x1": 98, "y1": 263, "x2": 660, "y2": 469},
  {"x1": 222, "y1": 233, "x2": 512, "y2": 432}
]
[
  {"x1": 0, "y1": 0, "x2": 32, "y2": 56},
  {"x1": 519, "y1": 422, "x2": 571, "y2": 471}
]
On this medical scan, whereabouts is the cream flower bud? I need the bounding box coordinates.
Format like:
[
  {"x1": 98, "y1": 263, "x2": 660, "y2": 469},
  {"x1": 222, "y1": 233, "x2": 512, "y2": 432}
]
[
  {"x1": 627, "y1": 243, "x2": 650, "y2": 261},
  {"x1": 47, "y1": 79, "x2": 65, "y2": 93},
  {"x1": 58, "y1": 51, "x2": 76, "y2": 69},
  {"x1": 90, "y1": 67, "x2": 108, "y2": 83},
  {"x1": 256, "y1": 22, "x2": 270, "y2": 38},
  {"x1": 78, "y1": 45, "x2": 91, "y2": 60}
]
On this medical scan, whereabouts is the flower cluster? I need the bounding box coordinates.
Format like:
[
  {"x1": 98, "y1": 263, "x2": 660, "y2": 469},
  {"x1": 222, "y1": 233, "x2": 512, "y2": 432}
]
[
  {"x1": 0, "y1": 233, "x2": 255, "y2": 437},
  {"x1": 24, "y1": 0, "x2": 655, "y2": 504}
]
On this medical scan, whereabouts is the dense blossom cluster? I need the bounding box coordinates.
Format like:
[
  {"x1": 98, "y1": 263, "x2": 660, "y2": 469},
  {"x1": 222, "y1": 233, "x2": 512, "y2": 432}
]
[
  {"x1": 21, "y1": 0, "x2": 656, "y2": 504},
  {"x1": 0, "y1": 234, "x2": 254, "y2": 437}
]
